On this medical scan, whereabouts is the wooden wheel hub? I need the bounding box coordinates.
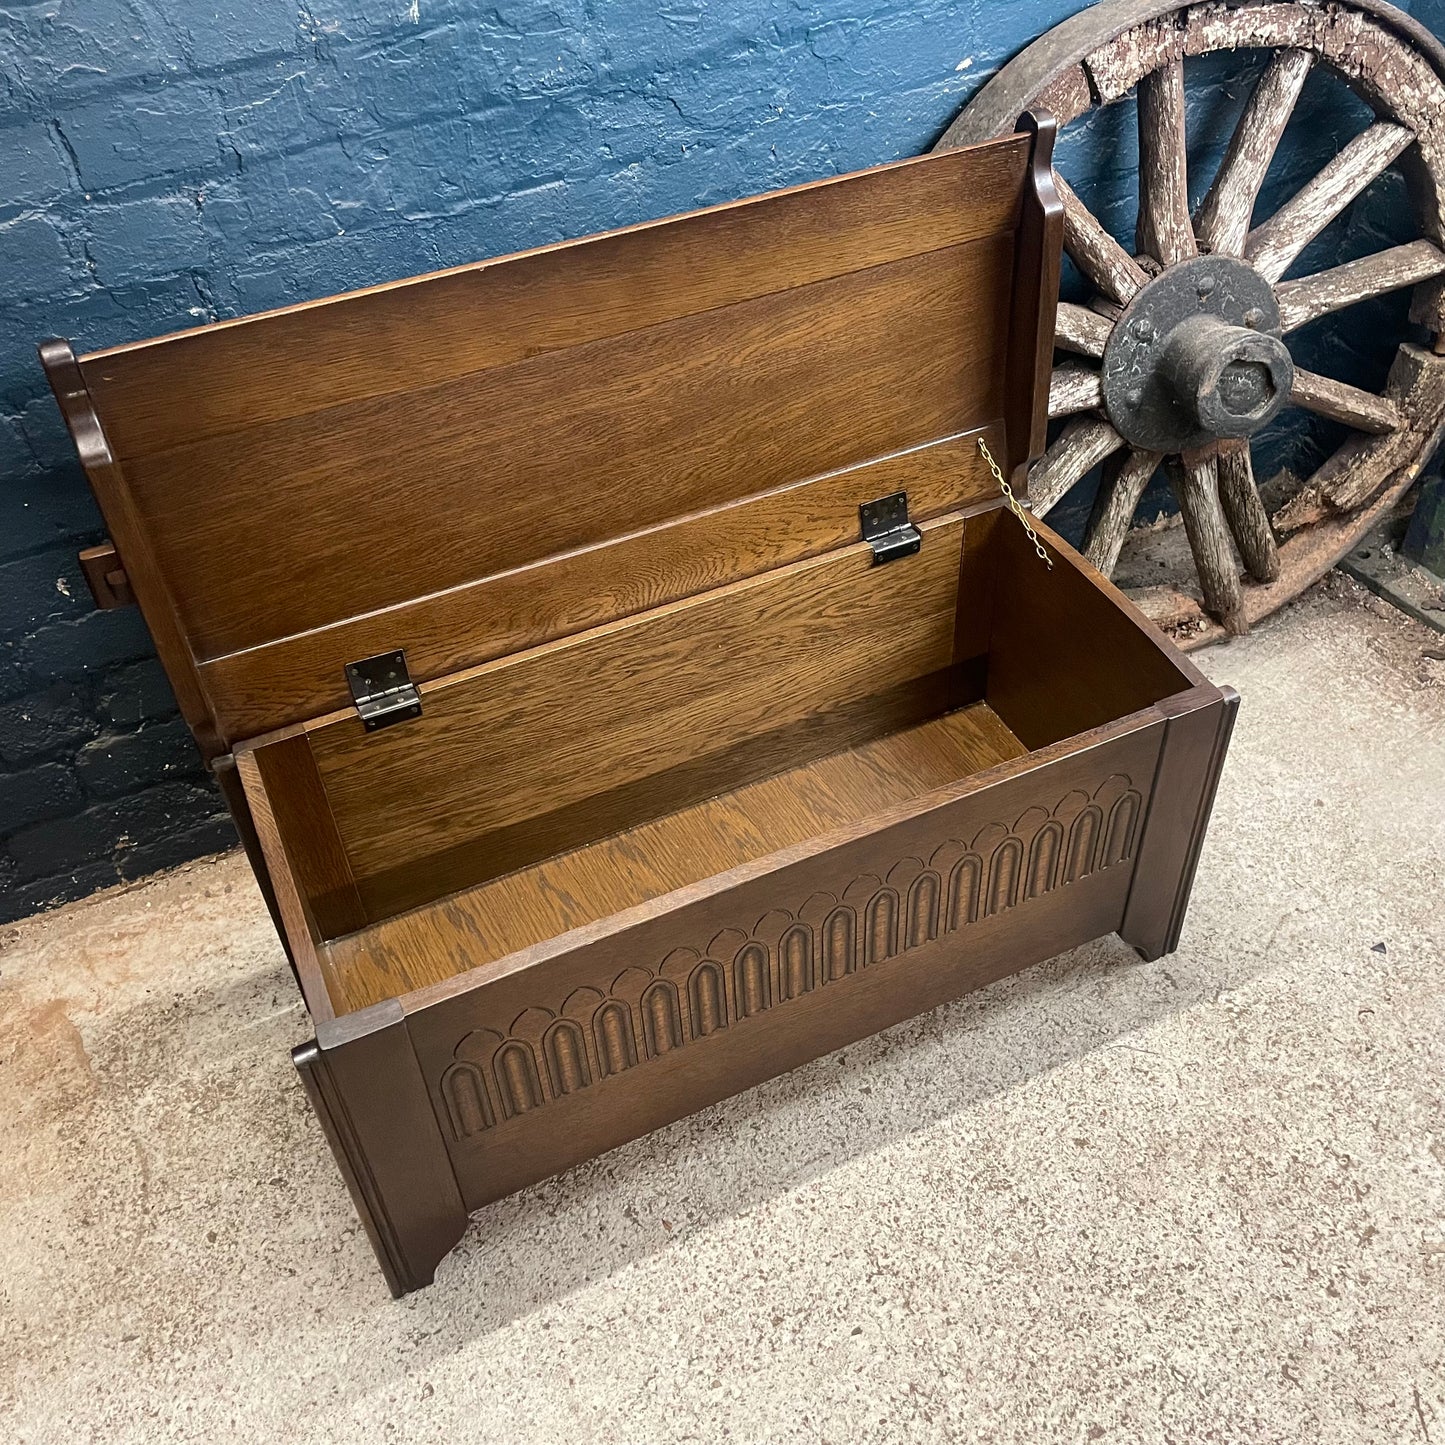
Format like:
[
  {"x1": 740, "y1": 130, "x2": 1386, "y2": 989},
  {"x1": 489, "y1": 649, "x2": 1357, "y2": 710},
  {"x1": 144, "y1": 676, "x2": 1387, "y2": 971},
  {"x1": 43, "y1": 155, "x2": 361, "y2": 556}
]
[{"x1": 1103, "y1": 256, "x2": 1291, "y2": 451}]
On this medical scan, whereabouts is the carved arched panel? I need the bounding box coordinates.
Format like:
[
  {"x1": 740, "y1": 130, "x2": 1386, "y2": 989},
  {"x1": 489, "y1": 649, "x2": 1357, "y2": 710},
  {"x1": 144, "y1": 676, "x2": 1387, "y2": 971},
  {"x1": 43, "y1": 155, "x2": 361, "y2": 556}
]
[
  {"x1": 777, "y1": 924, "x2": 815, "y2": 1001},
  {"x1": 734, "y1": 941, "x2": 772, "y2": 1018},
  {"x1": 1026, "y1": 821, "x2": 1064, "y2": 899},
  {"x1": 594, "y1": 1000, "x2": 639, "y2": 1077},
  {"x1": 441, "y1": 1061, "x2": 495, "y2": 1139},
  {"x1": 454, "y1": 1026, "x2": 505, "y2": 1069},
  {"x1": 863, "y1": 888, "x2": 899, "y2": 965},
  {"x1": 494, "y1": 1040, "x2": 543, "y2": 1118},
  {"x1": 542, "y1": 1019, "x2": 592, "y2": 1097},
  {"x1": 1103, "y1": 790, "x2": 1142, "y2": 866},
  {"x1": 1065, "y1": 805, "x2": 1103, "y2": 882},
  {"x1": 438, "y1": 770, "x2": 1144, "y2": 1140},
  {"x1": 905, "y1": 870, "x2": 941, "y2": 948},
  {"x1": 821, "y1": 906, "x2": 857, "y2": 982},
  {"x1": 986, "y1": 837, "x2": 1023, "y2": 915},
  {"x1": 947, "y1": 854, "x2": 983, "y2": 930},
  {"x1": 688, "y1": 960, "x2": 729, "y2": 1039},
  {"x1": 641, "y1": 979, "x2": 684, "y2": 1057}
]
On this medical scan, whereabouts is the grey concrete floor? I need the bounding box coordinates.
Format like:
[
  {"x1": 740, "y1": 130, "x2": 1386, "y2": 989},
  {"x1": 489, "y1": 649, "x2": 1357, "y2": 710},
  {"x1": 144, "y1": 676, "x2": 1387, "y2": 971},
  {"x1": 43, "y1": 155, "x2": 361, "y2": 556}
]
[{"x1": 3, "y1": 576, "x2": 1443, "y2": 1444}]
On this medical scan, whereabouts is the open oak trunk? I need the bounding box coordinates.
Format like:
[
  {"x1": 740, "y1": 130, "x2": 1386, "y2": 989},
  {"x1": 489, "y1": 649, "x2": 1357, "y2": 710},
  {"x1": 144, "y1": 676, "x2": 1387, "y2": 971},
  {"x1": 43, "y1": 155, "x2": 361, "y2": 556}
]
[{"x1": 42, "y1": 114, "x2": 1237, "y2": 1296}]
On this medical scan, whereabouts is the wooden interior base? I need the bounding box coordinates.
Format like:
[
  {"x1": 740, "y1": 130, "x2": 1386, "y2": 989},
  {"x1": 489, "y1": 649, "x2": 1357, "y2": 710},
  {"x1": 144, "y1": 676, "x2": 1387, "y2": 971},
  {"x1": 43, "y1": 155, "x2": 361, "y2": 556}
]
[{"x1": 323, "y1": 701, "x2": 1026, "y2": 1012}]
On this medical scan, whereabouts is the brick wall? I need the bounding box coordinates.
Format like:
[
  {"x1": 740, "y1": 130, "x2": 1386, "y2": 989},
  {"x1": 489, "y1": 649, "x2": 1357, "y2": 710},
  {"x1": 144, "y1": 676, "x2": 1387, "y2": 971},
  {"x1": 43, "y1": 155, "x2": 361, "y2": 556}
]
[{"x1": 1, "y1": 0, "x2": 1440, "y2": 924}]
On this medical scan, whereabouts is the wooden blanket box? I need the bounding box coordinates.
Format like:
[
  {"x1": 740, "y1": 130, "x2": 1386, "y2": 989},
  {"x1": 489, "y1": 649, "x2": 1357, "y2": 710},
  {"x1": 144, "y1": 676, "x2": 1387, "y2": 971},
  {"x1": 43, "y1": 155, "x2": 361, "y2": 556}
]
[{"x1": 42, "y1": 113, "x2": 1237, "y2": 1296}]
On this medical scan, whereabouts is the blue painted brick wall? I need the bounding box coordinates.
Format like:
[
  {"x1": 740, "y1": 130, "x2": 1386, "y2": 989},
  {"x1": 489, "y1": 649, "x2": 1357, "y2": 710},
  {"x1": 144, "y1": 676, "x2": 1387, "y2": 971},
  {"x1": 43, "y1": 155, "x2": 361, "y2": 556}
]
[{"x1": 1, "y1": 0, "x2": 1441, "y2": 924}]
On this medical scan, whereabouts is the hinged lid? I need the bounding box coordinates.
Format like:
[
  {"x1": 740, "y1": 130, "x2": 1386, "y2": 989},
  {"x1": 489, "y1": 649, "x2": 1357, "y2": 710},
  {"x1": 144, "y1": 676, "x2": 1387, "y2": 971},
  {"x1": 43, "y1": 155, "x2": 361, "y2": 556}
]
[
  {"x1": 858, "y1": 491, "x2": 924, "y2": 565},
  {"x1": 42, "y1": 115, "x2": 1060, "y2": 753},
  {"x1": 345, "y1": 650, "x2": 422, "y2": 732}
]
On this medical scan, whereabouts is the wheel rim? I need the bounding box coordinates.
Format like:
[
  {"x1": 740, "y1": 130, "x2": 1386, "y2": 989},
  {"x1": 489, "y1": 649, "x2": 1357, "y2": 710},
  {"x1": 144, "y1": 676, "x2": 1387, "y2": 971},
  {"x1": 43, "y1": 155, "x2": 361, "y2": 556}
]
[{"x1": 936, "y1": 0, "x2": 1445, "y2": 645}]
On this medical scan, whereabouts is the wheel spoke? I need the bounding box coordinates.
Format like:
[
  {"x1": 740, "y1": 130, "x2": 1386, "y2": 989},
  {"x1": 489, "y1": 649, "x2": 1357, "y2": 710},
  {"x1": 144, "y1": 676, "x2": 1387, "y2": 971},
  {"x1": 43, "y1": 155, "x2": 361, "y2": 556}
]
[
  {"x1": 1276, "y1": 239, "x2": 1445, "y2": 332},
  {"x1": 1311, "y1": 343, "x2": 1445, "y2": 512},
  {"x1": 1246, "y1": 121, "x2": 1415, "y2": 283},
  {"x1": 1055, "y1": 301, "x2": 1113, "y2": 357},
  {"x1": 1168, "y1": 452, "x2": 1245, "y2": 633},
  {"x1": 1029, "y1": 415, "x2": 1124, "y2": 515},
  {"x1": 1048, "y1": 363, "x2": 1104, "y2": 418},
  {"x1": 1084, "y1": 447, "x2": 1161, "y2": 576},
  {"x1": 1216, "y1": 441, "x2": 1280, "y2": 582},
  {"x1": 1195, "y1": 49, "x2": 1314, "y2": 256},
  {"x1": 1054, "y1": 171, "x2": 1149, "y2": 305},
  {"x1": 1289, "y1": 368, "x2": 1404, "y2": 434},
  {"x1": 1136, "y1": 59, "x2": 1197, "y2": 266}
]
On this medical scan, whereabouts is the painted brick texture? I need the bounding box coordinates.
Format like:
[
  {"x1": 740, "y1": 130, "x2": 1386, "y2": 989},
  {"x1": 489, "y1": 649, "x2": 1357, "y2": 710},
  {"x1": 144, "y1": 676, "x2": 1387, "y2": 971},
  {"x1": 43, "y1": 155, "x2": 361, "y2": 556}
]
[{"x1": 1, "y1": 0, "x2": 1441, "y2": 923}]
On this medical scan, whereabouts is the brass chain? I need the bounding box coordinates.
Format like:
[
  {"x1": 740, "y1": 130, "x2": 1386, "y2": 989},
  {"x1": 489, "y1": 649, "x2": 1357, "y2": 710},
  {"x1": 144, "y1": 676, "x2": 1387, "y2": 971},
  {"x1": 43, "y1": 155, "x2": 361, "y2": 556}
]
[{"x1": 977, "y1": 436, "x2": 1052, "y2": 570}]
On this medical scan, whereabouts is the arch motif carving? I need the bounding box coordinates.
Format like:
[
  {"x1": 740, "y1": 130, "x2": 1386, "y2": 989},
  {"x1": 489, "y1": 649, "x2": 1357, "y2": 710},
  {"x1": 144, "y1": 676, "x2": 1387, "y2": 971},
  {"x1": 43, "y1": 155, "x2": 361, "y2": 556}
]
[{"x1": 440, "y1": 773, "x2": 1144, "y2": 1141}]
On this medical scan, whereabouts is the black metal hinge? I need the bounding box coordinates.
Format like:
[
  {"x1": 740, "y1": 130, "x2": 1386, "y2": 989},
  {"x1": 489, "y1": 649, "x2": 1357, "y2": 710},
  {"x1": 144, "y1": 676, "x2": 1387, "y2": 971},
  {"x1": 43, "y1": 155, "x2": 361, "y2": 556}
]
[
  {"x1": 345, "y1": 649, "x2": 422, "y2": 731},
  {"x1": 859, "y1": 490, "x2": 922, "y2": 565}
]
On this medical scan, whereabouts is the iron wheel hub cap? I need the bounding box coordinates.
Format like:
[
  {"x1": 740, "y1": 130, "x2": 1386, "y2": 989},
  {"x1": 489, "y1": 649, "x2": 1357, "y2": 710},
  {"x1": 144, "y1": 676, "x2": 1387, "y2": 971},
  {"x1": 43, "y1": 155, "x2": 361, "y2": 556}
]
[{"x1": 1102, "y1": 255, "x2": 1293, "y2": 452}]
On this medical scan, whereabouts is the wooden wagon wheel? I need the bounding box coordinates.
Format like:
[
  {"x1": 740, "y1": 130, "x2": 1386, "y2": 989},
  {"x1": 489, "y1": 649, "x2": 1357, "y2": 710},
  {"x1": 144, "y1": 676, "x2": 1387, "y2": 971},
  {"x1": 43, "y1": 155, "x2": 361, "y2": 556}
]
[{"x1": 938, "y1": 0, "x2": 1445, "y2": 645}]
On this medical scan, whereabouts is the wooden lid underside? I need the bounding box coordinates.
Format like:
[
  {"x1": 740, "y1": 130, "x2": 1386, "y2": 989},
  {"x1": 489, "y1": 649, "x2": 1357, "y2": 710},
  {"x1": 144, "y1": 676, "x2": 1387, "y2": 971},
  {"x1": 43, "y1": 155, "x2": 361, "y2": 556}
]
[{"x1": 52, "y1": 128, "x2": 1058, "y2": 747}]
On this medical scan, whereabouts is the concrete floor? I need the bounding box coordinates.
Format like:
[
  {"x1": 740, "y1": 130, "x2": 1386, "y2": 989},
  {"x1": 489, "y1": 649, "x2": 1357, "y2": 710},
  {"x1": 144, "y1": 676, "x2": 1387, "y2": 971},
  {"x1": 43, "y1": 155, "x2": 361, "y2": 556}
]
[{"x1": 3, "y1": 576, "x2": 1443, "y2": 1444}]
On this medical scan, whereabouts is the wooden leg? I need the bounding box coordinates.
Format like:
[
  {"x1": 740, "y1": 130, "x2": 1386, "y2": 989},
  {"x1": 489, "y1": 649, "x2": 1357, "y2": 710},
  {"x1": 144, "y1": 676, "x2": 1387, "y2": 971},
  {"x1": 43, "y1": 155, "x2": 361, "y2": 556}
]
[
  {"x1": 294, "y1": 1001, "x2": 470, "y2": 1296},
  {"x1": 1119, "y1": 686, "x2": 1239, "y2": 961}
]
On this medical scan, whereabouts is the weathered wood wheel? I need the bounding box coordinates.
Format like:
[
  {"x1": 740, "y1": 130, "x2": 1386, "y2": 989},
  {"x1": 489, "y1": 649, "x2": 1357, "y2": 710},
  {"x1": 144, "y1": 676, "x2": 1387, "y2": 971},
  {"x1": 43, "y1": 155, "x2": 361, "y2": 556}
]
[{"x1": 938, "y1": 0, "x2": 1445, "y2": 645}]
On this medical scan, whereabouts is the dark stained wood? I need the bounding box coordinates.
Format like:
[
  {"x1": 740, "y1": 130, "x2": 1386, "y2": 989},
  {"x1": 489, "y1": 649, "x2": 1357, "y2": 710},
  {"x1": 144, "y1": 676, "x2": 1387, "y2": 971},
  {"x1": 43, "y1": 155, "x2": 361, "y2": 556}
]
[
  {"x1": 38, "y1": 339, "x2": 224, "y2": 758},
  {"x1": 326, "y1": 702, "x2": 1027, "y2": 1010},
  {"x1": 77, "y1": 541, "x2": 133, "y2": 609},
  {"x1": 51, "y1": 118, "x2": 1241, "y2": 1298},
  {"x1": 304, "y1": 513, "x2": 970, "y2": 918},
  {"x1": 295, "y1": 1005, "x2": 469, "y2": 1297},
  {"x1": 984, "y1": 512, "x2": 1200, "y2": 751},
  {"x1": 1005, "y1": 109, "x2": 1065, "y2": 489},
  {"x1": 1119, "y1": 684, "x2": 1239, "y2": 960},
  {"x1": 399, "y1": 714, "x2": 1169, "y2": 1212},
  {"x1": 198, "y1": 428, "x2": 1007, "y2": 740},
  {"x1": 233, "y1": 748, "x2": 339, "y2": 1024},
  {"x1": 82, "y1": 139, "x2": 1031, "y2": 456},
  {"x1": 434, "y1": 869, "x2": 1137, "y2": 1214},
  {"x1": 118, "y1": 235, "x2": 1015, "y2": 667},
  {"x1": 211, "y1": 752, "x2": 295, "y2": 977},
  {"x1": 246, "y1": 729, "x2": 367, "y2": 938}
]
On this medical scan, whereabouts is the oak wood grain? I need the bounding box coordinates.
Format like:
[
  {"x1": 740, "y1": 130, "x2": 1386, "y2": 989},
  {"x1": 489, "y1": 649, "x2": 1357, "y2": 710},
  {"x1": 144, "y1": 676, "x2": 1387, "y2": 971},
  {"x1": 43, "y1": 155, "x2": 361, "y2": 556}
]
[
  {"x1": 82, "y1": 139, "x2": 1030, "y2": 457},
  {"x1": 122, "y1": 236, "x2": 1014, "y2": 663},
  {"x1": 197, "y1": 427, "x2": 1007, "y2": 740},
  {"x1": 325, "y1": 702, "x2": 1028, "y2": 1011},
  {"x1": 986, "y1": 512, "x2": 1200, "y2": 751},
  {"x1": 301, "y1": 513, "x2": 971, "y2": 914}
]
